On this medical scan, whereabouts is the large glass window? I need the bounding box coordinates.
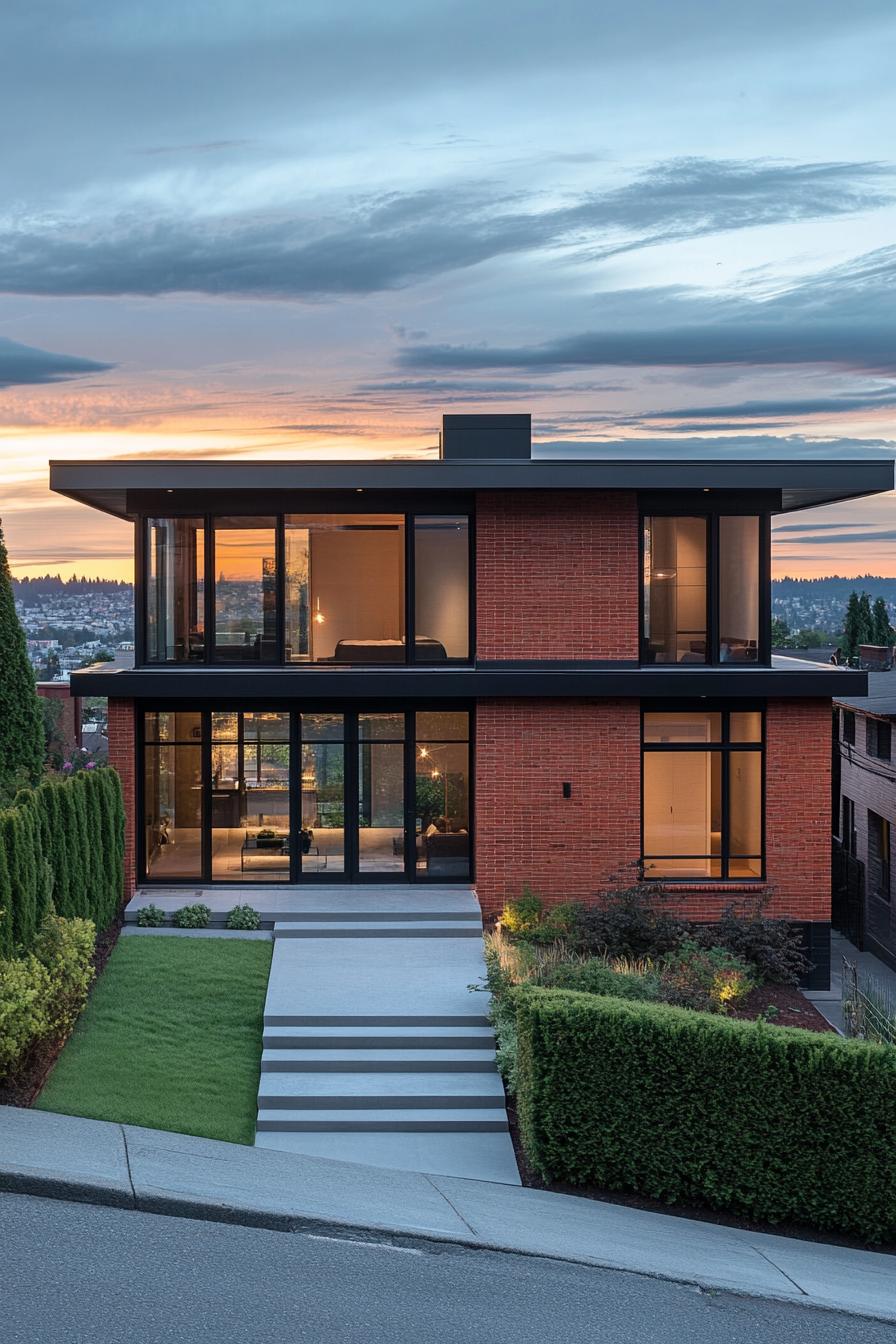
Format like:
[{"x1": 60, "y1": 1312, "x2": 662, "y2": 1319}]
[
  {"x1": 642, "y1": 514, "x2": 764, "y2": 665},
  {"x1": 414, "y1": 517, "x2": 470, "y2": 660},
  {"x1": 285, "y1": 515, "x2": 405, "y2": 662},
  {"x1": 144, "y1": 712, "x2": 203, "y2": 878},
  {"x1": 210, "y1": 712, "x2": 290, "y2": 881},
  {"x1": 146, "y1": 518, "x2": 205, "y2": 662},
  {"x1": 642, "y1": 708, "x2": 763, "y2": 879},
  {"x1": 642, "y1": 517, "x2": 707, "y2": 663},
  {"x1": 415, "y1": 712, "x2": 471, "y2": 878},
  {"x1": 358, "y1": 714, "x2": 405, "y2": 873},
  {"x1": 213, "y1": 518, "x2": 277, "y2": 662},
  {"x1": 301, "y1": 714, "x2": 345, "y2": 874},
  {"x1": 719, "y1": 517, "x2": 759, "y2": 663}
]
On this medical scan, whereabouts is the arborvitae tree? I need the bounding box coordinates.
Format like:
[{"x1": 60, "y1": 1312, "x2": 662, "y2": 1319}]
[
  {"x1": 871, "y1": 597, "x2": 895, "y2": 647},
  {"x1": 0, "y1": 835, "x2": 12, "y2": 958},
  {"x1": 842, "y1": 591, "x2": 873, "y2": 660},
  {"x1": 0, "y1": 522, "x2": 45, "y2": 792}
]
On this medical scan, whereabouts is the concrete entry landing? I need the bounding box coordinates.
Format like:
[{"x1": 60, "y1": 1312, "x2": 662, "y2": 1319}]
[
  {"x1": 251, "y1": 887, "x2": 520, "y2": 1185},
  {"x1": 125, "y1": 885, "x2": 480, "y2": 929}
]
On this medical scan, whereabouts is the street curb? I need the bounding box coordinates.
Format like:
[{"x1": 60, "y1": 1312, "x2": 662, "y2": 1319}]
[{"x1": 2, "y1": 1108, "x2": 894, "y2": 1325}]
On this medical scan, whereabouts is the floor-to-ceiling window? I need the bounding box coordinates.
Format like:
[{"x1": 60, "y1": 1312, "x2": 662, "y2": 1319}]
[
  {"x1": 642, "y1": 708, "x2": 763, "y2": 879},
  {"x1": 144, "y1": 712, "x2": 203, "y2": 878},
  {"x1": 213, "y1": 518, "x2": 278, "y2": 661},
  {"x1": 141, "y1": 707, "x2": 472, "y2": 883},
  {"x1": 146, "y1": 518, "x2": 205, "y2": 662},
  {"x1": 210, "y1": 712, "x2": 290, "y2": 881},
  {"x1": 415, "y1": 711, "x2": 471, "y2": 877}
]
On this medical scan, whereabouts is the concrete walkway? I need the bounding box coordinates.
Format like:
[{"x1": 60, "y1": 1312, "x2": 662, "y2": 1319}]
[
  {"x1": 1, "y1": 1107, "x2": 894, "y2": 1324},
  {"x1": 253, "y1": 886, "x2": 520, "y2": 1185},
  {"x1": 805, "y1": 932, "x2": 896, "y2": 1033}
]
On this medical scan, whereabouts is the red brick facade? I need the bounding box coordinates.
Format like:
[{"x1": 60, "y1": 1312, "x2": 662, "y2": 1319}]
[
  {"x1": 473, "y1": 697, "x2": 832, "y2": 924},
  {"x1": 107, "y1": 698, "x2": 137, "y2": 900},
  {"x1": 475, "y1": 492, "x2": 639, "y2": 660}
]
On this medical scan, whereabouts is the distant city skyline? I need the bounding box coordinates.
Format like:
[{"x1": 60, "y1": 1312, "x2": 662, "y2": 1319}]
[{"x1": 1, "y1": 1, "x2": 895, "y2": 579}]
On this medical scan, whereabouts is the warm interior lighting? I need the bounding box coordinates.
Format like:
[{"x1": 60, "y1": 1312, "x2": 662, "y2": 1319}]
[
  {"x1": 313, "y1": 596, "x2": 325, "y2": 625},
  {"x1": 653, "y1": 569, "x2": 677, "y2": 580},
  {"x1": 419, "y1": 746, "x2": 429, "y2": 758}
]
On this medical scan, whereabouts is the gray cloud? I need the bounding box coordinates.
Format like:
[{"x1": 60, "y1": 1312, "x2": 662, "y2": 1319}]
[
  {"x1": 0, "y1": 336, "x2": 113, "y2": 388},
  {"x1": 401, "y1": 246, "x2": 896, "y2": 375},
  {"x1": 0, "y1": 158, "x2": 891, "y2": 299},
  {"x1": 642, "y1": 387, "x2": 896, "y2": 421}
]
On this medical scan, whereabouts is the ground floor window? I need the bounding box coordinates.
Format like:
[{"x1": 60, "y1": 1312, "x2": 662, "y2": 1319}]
[
  {"x1": 641, "y1": 707, "x2": 763, "y2": 880},
  {"x1": 141, "y1": 706, "x2": 471, "y2": 883}
]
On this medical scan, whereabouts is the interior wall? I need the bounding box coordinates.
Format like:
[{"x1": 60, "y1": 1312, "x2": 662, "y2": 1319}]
[
  {"x1": 311, "y1": 528, "x2": 404, "y2": 658},
  {"x1": 414, "y1": 526, "x2": 469, "y2": 655}
]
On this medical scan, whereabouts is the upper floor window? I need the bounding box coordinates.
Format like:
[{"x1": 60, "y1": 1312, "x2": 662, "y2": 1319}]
[
  {"x1": 642, "y1": 514, "x2": 763, "y2": 665},
  {"x1": 143, "y1": 512, "x2": 470, "y2": 665},
  {"x1": 866, "y1": 717, "x2": 891, "y2": 761},
  {"x1": 842, "y1": 709, "x2": 856, "y2": 746}
]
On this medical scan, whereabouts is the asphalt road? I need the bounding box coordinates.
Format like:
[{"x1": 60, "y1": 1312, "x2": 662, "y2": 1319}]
[{"x1": 0, "y1": 1192, "x2": 888, "y2": 1343}]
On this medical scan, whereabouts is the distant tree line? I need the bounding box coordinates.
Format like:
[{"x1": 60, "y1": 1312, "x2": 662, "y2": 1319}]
[{"x1": 13, "y1": 575, "x2": 133, "y2": 601}]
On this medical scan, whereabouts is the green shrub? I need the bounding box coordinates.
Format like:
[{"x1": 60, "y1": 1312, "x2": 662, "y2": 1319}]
[
  {"x1": 172, "y1": 904, "x2": 212, "y2": 930},
  {"x1": 695, "y1": 901, "x2": 810, "y2": 986},
  {"x1": 33, "y1": 911, "x2": 95, "y2": 1039},
  {"x1": 0, "y1": 953, "x2": 50, "y2": 1077},
  {"x1": 540, "y1": 957, "x2": 659, "y2": 1002},
  {"x1": 515, "y1": 987, "x2": 896, "y2": 1242},
  {"x1": 136, "y1": 905, "x2": 167, "y2": 928},
  {"x1": 500, "y1": 889, "x2": 544, "y2": 934},
  {"x1": 574, "y1": 882, "x2": 691, "y2": 959},
  {"x1": 658, "y1": 939, "x2": 755, "y2": 1013},
  {"x1": 226, "y1": 905, "x2": 261, "y2": 931}
]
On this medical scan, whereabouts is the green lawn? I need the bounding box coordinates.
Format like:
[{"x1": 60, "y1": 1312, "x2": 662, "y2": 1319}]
[{"x1": 36, "y1": 936, "x2": 273, "y2": 1145}]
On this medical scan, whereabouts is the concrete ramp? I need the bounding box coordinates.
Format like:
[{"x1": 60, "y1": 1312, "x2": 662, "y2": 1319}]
[{"x1": 253, "y1": 888, "x2": 520, "y2": 1185}]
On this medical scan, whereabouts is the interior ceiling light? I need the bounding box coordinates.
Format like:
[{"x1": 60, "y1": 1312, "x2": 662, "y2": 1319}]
[{"x1": 313, "y1": 597, "x2": 325, "y2": 625}]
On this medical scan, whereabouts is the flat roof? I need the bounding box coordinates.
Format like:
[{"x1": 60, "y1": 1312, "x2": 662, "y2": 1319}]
[
  {"x1": 834, "y1": 670, "x2": 896, "y2": 716},
  {"x1": 49, "y1": 455, "x2": 895, "y2": 519}
]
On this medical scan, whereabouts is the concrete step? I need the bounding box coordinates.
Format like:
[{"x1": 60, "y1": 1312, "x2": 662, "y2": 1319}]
[
  {"x1": 273, "y1": 920, "x2": 482, "y2": 939},
  {"x1": 274, "y1": 910, "x2": 481, "y2": 923},
  {"x1": 264, "y1": 1012, "x2": 491, "y2": 1027},
  {"x1": 253, "y1": 1130, "x2": 522, "y2": 1184},
  {"x1": 255, "y1": 1108, "x2": 509, "y2": 1132},
  {"x1": 262, "y1": 1025, "x2": 496, "y2": 1049},
  {"x1": 260, "y1": 1049, "x2": 496, "y2": 1072},
  {"x1": 257, "y1": 1071, "x2": 506, "y2": 1108}
]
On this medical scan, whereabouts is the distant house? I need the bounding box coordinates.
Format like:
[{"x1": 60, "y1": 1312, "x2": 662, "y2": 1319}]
[{"x1": 834, "y1": 672, "x2": 896, "y2": 970}]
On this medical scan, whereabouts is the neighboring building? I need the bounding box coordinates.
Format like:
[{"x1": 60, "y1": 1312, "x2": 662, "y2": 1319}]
[
  {"x1": 834, "y1": 672, "x2": 896, "y2": 969},
  {"x1": 51, "y1": 415, "x2": 895, "y2": 988},
  {"x1": 36, "y1": 680, "x2": 82, "y2": 756}
]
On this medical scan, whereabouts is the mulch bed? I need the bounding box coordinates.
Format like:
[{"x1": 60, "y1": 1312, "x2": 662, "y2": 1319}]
[
  {"x1": 728, "y1": 983, "x2": 837, "y2": 1032},
  {"x1": 0, "y1": 908, "x2": 125, "y2": 1109}
]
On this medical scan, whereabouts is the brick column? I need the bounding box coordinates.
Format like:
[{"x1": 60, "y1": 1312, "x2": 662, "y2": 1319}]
[{"x1": 107, "y1": 698, "x2": 137, "y2": 901}]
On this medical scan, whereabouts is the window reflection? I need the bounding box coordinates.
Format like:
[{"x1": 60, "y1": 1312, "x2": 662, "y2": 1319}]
[
  {"x1": 643, "y1": 517, "x2": 707, "y2": 663},
  {"x1": 146, "y1": 518, "x2": 204, "y2": 662},
  {"x1": 213, "y1": 519, "x2": 277, "y2": 662}
]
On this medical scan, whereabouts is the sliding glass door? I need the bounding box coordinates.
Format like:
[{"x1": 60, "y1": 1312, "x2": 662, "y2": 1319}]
[{"x1": 141, "y1": 708, "x2": 471, "y2": 883}]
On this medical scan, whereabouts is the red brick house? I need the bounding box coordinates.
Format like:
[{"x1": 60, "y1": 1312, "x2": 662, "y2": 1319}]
[{"x1": 51, "y1": 415, "x2": 893, "y2": 989}]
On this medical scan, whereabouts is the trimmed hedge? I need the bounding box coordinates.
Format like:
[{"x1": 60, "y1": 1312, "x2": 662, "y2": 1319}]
[
  {"x1": 515, "y1": 986, "x2": 896, "y2": 1242},
  {"x1": 0, "y1": 768, "x2": 124, "y2": 957}
]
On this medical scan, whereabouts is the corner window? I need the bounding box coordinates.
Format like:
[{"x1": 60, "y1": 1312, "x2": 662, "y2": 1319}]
[
  {"x1": 143, "y1": 712, "x2": 203, "y2": 878},
  {"x1": 414, "y1": 517, "x2": 470, "y2": 660},
  {"x1": 642, "y1": 708, "x2": 763, "y2": 880},
  {"x1": 642, "y1": 514, "x2": 764, "y2": 665},
  {"x1": 146, "y1": 518, "x2": 205, "y2": 662}
]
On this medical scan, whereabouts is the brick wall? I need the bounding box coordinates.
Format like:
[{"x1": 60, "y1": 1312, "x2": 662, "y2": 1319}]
[
  {"x1": 36, "y1": 682, "x2": 81, "y2": 756},
  {"x1": 107, "y1": 698, "x2": 137, "y2": 900},
  {"x1": 475, "y1": 492, "x2": 639, "y2": 660},
  {"x1": 473, "y1": 697, "x2": 832, "y2": 928}
]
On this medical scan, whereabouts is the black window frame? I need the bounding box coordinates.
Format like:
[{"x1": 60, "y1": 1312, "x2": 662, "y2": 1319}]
[
  {"x1": 137, "y1": 506, "x2": 475, "y2": 668},
  {"x1": 638, "y1": 503, "x2": 771, "y2": 667},
  {"x1": 841, "y1": 795, "x2": 857, "y2": 856},
  {"x1": 640, "y1": 703, "x2": 765, "y2": 882},
  {"x1": 842, "y1": 709, "x2": 856, "y2": 746}
]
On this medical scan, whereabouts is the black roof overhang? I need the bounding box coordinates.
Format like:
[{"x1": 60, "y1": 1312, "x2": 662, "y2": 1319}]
[
  {"x1": 68, "y1": 663, "x2": 867, "y2": 701},
  {"x1": 49, "y1": 457, "x2": 895, "y2": 520}
]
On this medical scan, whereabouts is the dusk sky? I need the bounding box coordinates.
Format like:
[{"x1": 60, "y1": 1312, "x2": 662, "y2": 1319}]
[{"x1": 1, "y1": 0, "x2": 895, "y2": 579}]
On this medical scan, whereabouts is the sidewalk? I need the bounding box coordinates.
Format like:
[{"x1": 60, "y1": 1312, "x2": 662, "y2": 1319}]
[
  {"x1": 1, "y1": 1106, "x2": 894, "y2": 1323},
  {"x1": 805, "y1": 932, "x2": 896, "y2": 1033}
]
